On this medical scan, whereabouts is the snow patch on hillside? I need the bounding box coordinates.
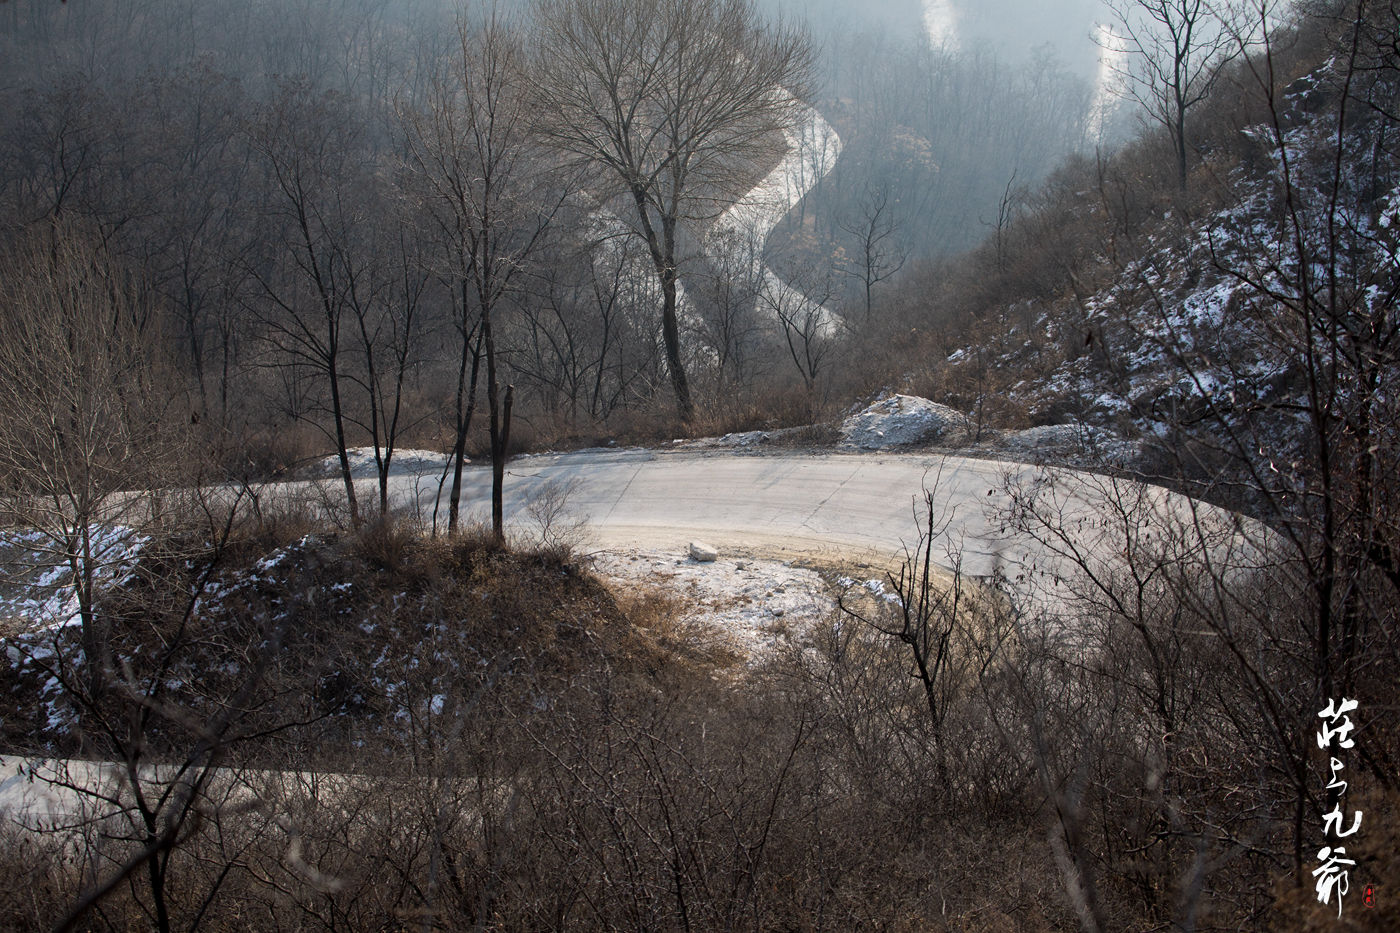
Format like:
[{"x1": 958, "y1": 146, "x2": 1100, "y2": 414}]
[
  {"x1": 588, "y1": 549, "x2": 834, "y2": 663},
  {"x1": 840, "y1": 394, "x2": 962, "y2": 449},
  {"x1": 308, "y1": 447, "x2": 454, "y2": 480},
  {"x1": 1003, "y1": 424, "x2": 1141, "y2": 467},
  {"x1": 0, "y1": 526, "x2": 148, "y2": 632}
]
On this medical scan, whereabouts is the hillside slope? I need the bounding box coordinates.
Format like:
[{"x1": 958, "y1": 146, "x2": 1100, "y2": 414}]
[{"x1": 912, "y1": 8, "x2": 1397, "y2": 512}]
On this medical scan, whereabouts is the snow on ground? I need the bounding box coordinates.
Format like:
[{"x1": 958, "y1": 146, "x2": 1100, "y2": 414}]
[
  {"x1": 1002, "y1": 423, "x2": 1137, "y2": 460},
  {"x1": 308, "y1": 447, "x2": 455, "y2": 480},
  {"x1": 671, "y1": 430, "x2": 773, "y2": 451},
  {"x1": 1, "y1": 525, "x2": 150, "y2": 736},
  {"x1": 587, "y1": 547, "x2": 838, "y2": 663},
  {"x1": 0, "y1": 526, "x2": 148, "y2": 633},
  {"x1": 840, "y1": 394, "x2": 963, "y2": 449},
  {"x1": 708, "y1": 90, "x2": 845, "y2": 337}
]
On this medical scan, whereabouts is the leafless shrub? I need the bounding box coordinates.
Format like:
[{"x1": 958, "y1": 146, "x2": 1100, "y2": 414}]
[
  {"x1": 353, "y1": 512, "x2": 424, "y2": 574},
  {"x1": 517, "y1": 476, "x2": 588, "y2": 558}
]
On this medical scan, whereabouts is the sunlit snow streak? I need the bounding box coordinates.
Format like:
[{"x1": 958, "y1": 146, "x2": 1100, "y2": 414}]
[
  {"x1": 712, "y1": 92, "x2": 842, "y2": 247},
  {"x1": 921, "y1": 0, "x2": 959, "y2": 50},
  {"x1": 583, "y1": 90, "x2": 844, "y2": 342},
  {"x1": 585, "y1": 205, "x2": 692, "y2": 321},
  {"x1": 1090, "y1": 21, "x2": 1128, "y2": 142},
  {"x1": 708, "y1": 91, "x2": 844, "y2": 337}
]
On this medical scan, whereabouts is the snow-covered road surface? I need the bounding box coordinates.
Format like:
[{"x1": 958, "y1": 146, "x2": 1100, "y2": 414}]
[
  {"x1": 708, "y1": 91, "x2": 844, "y2": 336},
  {"x1": 0, "y1": 754, "x2": 368, "y2": 834}
]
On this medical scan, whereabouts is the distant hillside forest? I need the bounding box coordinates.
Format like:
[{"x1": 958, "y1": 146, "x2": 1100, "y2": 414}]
[{"x1": 0, "y1": 0, "x2": 1097, "y2": 478}]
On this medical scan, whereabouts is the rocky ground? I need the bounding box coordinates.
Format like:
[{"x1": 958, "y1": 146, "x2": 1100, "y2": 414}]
[
  {"x1": 672, "y1": 392, "x2": 1144, "y2": 469},
  {"x1": 585, "y1": 546, "x2": 849, "y2": 665}
]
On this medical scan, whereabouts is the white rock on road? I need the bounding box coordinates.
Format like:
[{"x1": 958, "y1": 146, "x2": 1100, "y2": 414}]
[{"x1": 689, "y1": 541, "x2": 719, "y2": 562}]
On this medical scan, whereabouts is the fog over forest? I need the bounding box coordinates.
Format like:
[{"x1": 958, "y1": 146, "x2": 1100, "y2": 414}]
[
  {"x1": 1, "y1": 0, "x2": 1118, "y2": 258},
  {"x1": 0, "y1": 0, "x2": 1117, "y2": 443}
]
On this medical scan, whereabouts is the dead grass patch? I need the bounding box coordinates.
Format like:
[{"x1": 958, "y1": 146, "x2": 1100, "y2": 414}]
[{"x1": 607, "y1": 580, "x2": 744, "y2": 672}]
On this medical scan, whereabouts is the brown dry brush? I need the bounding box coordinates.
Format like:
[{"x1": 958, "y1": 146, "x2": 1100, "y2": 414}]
[{"x1": 1, "y1": 496, "x2": 1394, "y2": 930}]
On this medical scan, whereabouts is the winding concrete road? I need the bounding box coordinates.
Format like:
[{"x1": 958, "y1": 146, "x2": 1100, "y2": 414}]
[
  {"x1": 2, "y1": 448, "x2": 1270, "y2": 825},
  {"x1": 317, "y1": 447, "x2": 1270, "y2": 614}
]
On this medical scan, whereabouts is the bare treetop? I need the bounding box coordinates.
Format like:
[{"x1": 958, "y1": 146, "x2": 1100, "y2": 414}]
[
  {"x1": 528, "y1": 0, "x2": 815, "y2": 418},
  {"x1": 530, "y1": 0, "x2": 814, "y2": 217},
  {"x1": 1098, "y1": 0, "x2": 1245, "y2": 190}
]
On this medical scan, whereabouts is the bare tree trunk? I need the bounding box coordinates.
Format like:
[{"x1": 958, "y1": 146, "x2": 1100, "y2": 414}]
[
  {"x1": 327, "y1": 357, "x2": 361, "y2": 528},
  {"x1": 660, "y1": 272, "x2": 692, "y2": 422},
  {"x1": 492, "y1": 384, "x2": 514, "y2": 544},
  {"x1": 1175, "y1": 102, "x2": 1189, "y2": 190},
  {"x1": 633, "y1": 190, "x2": 693, "y2": 421},
  {"x1": 485, "y1": 306, "x2": 506, "y2": 545},
  {"x1": 448, "y1": 327, "x2": 484, "y2": 535}
]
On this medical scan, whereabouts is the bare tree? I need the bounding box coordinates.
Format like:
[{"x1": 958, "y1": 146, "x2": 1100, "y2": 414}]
[
  {"x1": 693, "y1": 225, "x2": 768, "y2": 398},
  {"x1": 127, "y1": 62, "x2": 255, "y2": 430},
  {"x1": 1203, "y1": 0, "x2": 1400, "y2": 880},
  {"x1": 837, "y1": 485, "x2": 980, "y2": 785},
  {"x1": 511, "y1": 227, "x2": 662, "y2": 423},
  {"x1": 838, "y1": 183, "x2": 907, "y2": 323},
  {"x1": 0, "y1": 220, "x2": 187, "y2": 701},
  {"x1": 762, "y1": 267, "x2": 838, "y2": 410},
  {"x1": 1099, "y1": 0, "x2": 1246, "y2": 190},
  {"x1": 245, "y1": 81, "x2": 375, "y2": 528},
  {"x1": 343, "y1": 221, "x2": 435, "y2": 518},
  {"x1": 402, "y1": 10, "x2": 556, "y2": 541},
  {"x1": 529, "y1": 0, "x2": 815, "y2": 421}
]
